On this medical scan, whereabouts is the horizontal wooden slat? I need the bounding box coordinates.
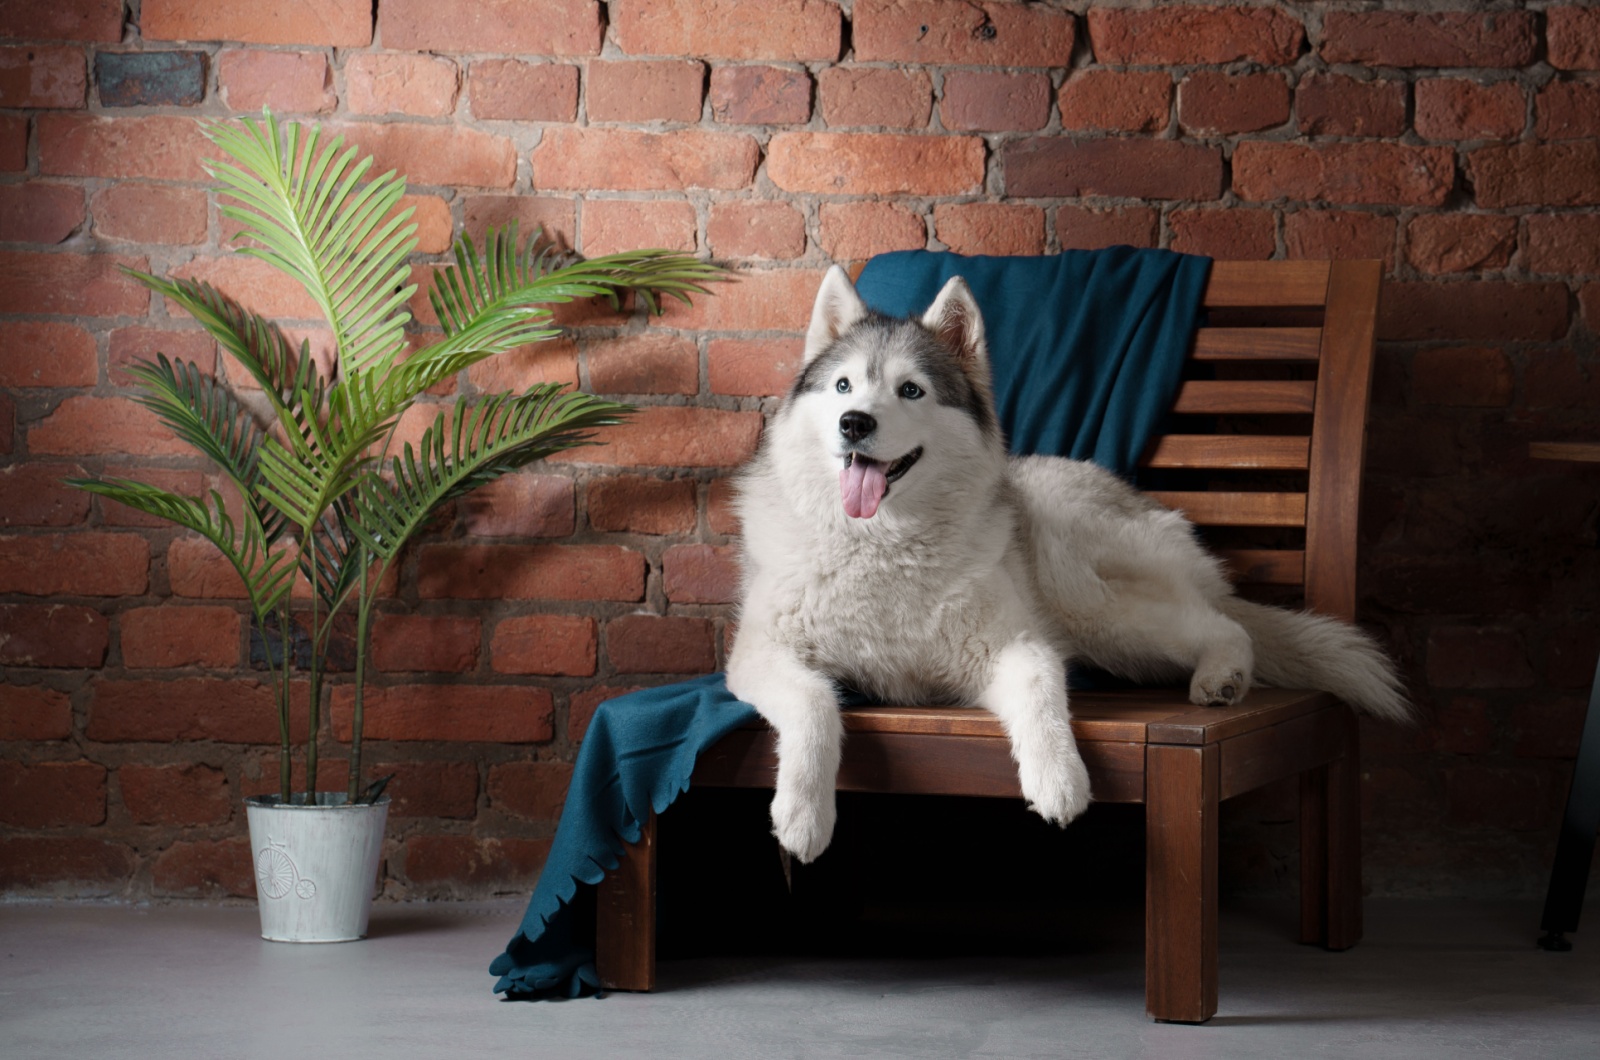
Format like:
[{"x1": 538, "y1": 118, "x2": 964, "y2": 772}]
[
  {"x1": 1172, "y1": 380, "x2": 1316, "y2": 414},
  {"x1": 1220, "y1": 707, "x2": 1346, "y2": 800},
  {"x1": 1142, "y1": 434, "x2": 1310, "y2": 470},
  {"x1": 1214, "y1": 548, "x2": 1306, "y2": 585},
  {"x1": 1192, "y1": 327, "x2": 1323, "y2": 361},
  {"x1": 1529, "y1": 441, "x2": 1600, "y2": 463},
  {"x1": 1203, "y1": 261, "x2": 1331, "y2": 308},
  {"x1": 1147, "y1": 490, "x2": 1308, "y2": 526}
]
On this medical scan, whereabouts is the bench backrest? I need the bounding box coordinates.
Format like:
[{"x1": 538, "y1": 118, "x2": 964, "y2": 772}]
[{"x1": 848, "y1": 258, "x2": 1382, "y2": 624}]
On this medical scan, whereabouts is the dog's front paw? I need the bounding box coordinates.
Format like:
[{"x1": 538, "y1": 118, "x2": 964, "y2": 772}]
[
  {"x1": 770, "y1": 787, "x2": 836, "y2": 864},
  {"x1": 1190, "y1": 666, "x2": 1250, "y2": 707},
  {"x1": 1019, "y1": 746, "x2": 1092, "y2": 828}
]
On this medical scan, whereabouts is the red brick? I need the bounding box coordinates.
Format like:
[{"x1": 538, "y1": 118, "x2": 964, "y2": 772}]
[
  {"x1": 1428, "y1": 696, "x2": 1493, "y2": 756},
  {"x1": 0, "y1": 603, "x2": 107, "y2": 667},
  {"x1": 0, "y1": 321, "x2": 95, "y2": 386},
  {"x1": 588, "y1": 59, "x2": 704, "y2": 124},
  {"x1": 462, "y1": 338, "x2": 579, "y2": 392},
  {"x1": 4, "y1": 462, "x2": 85, "y2": 535},
  {"x1": 586, "y1": 475, "x2": 697, "y2": 534},
  {"x1": 91, "y1": 184, "x2": 206, "y2": 245},
  {"x1": 152, "y1": 839, "x2": 254, "y2": 898},
  {"x1": 237, "y1": 755, "x2": 350, "y2": 799},
  {"x1": 1283, "y1": 210, "x2": 1396, "y2": 268},
  {"x1": 0, "y1": 249, "x2": 147, "y2": 316},
  {"x1": 1526, "y1": 346, "x2": 1600, "y2": 408},
  {"x1": 120, "y1": 606, "x2": 240, "y2": 669},
  {"x1": 1415, "y1": 79, "x2": 1525, "y2": 142},
  {"x1": 1088, "y1": 5, "x2": 1303, "y2": 65},
  {"x1": 1536, "y1": 80, "x2": 1600, "y2": 141},
  {"x1": 1513, "y1": 697, "x2": 1588, "y2": 759},
  {"x1": 818, "y1": 66, "x2": 930, "y2": 129},
  {"x1": 1321, "y1": 10, "x2": 1536, "y2": 68},
  {"x1": 392, "y1": 194, "x2": 452, "y2": 256},
  {"x1": 38, "y1": 112, "x2": 209, "y2": 180},
  {"x1": 568, "y1": 685, "x2": 644, "y2": 743},
  {"x1": 940, "y1": 70, "x2": 1049, "y2": 132},
  {"x1": 376, "y1": 761, "x2": 478, "y2": 818},
  {"x1": 469, "y1": 61, "x2": 578, "y2": 122},
  {"x1": 0, "y1": 837, "x2": 134, "y2": 893},
  {"x1": 1547, "y1": 7, "x2": 1600, "y2": 70},
  {"x1": 88, "y1": 677, "x2": 293, "y2": 743},
  {"x1": 330, "y1": 684, "x2": 554, "y2": 743},
  {"x1": 1178, "y1": 71, "x2": 1289, "y2": 136},
  {"x1": 768, "y1": 132, "x2": 982, "y2": 196},
  {"x1": 654, "y1": 267, "x2": 820, "y2": 332},
  {"x1": 1378, "y1": 281, "x2": 1569, "y2": 342},
  {"x1": 456, "y1": 474, "x2": 574, "y2": 539},
  {"x1": 145, "y1": 1, "x2": 369, "y2": 45},
  {"x1": 663, "y1": 544, "x2": 739, "y2": 604},
  {"x1": 1295, "y1": 74, "x2": 1405, "y2": 138},
  {"x1": 581, "y1": 198, "x2": 696, "y2": 258},
  {"x1": 707, "y1": 337, "x2": 800, "y2": 397},
  {"x1": 97, "y1": 468, "x2": 204, "y2": 527},
  {"x1": 1469, "y1": 143, "x2": 1600, "y2": 208},
  {"x1": 607, "y1": 614, "x2": 716, "y2": 674},
  {"x1": 1055, "y1": 205, "x2": 1159, "y2": 250},
  {"x1": 0, "y1": 760, "x2": 105, "y2": 827},
  {"x1": 170, "y1": 253, "x2": 325, "y2": 322},
  {"x1": 416, "y1": 543, "x2": 644, "y2": 601},
  {"x1": 1058, "y1": 70, "x2": 1170, "y2": 134},
  {"x1": 368, "y1": 614, "x2": 481, "y2": 674},
  {"x1": 0, "y1": 532, "x2": 147, "y2": 596},
  {"x1": 29, "y1": 396, "x2": 190, "y2": 457},
  {"x1": 462, "y1": 195, "x2": 576, "y2": 249},
  {"x1": 1584, "y1": 283, "x2": 1600, "y2": 334},
  {"x1": 1411, "y1": 347, "x2": 1513, "y2": 408},
  {"x1": 119, "y1": 764, "x2": 230, "y2": 826},
  {"x1": 330, "y1": 122, "x2": 516, "y2": 189},
  {"x1": 490, "y1": 614, "x2": 597, "y2": 676},
  {"x1": 933, "y1": 203, "x2": 1044, "y2": 258},
  {"x1": 1540, "y1": 627, "x2": 1600, "y2": 690},
  {"x1": 403, "y1": 835, "x2": 551, "y2": 891},
  {"x1": 1169, "y1": 210, "x2": 1276, "y2": 260},
  {"x1": 217, "y1": 49, "x2": 333, "y2": 114},
  {"x1": 588, "y1": 332, "x2": 698, "y2": 396},
  {"x1": 1444, "y1": 766, "x2": 1551, "y2": 832},
  {"x1": 855, "y1": 0, "x2": 1073, "y2": 66},
  {"x1": 1405, "y1": 214, "x2": 1517, "y2": 275},
  {"x1": 0, "y1": 685, "x2": 73, "y2": 739},
  {"x1": 0, "y1": 391, "x2": 11, "y2": 453},
  {"x1": 385, "y1": 0, "x2": 599, "y2": 54},
  {"x1": 1005, "y1": 139, "x2": 1222, "y2": 202},
  {"x1": 0, "y1": 183, "x2": 81, "y2": 243},
  {"x1": 0, "y1": 112, "x2": 25, "y2": 171},
  {"x1": 818, "y1": 201, "x2": 925, "y2": 261},
  {"x1": 0, "y1": 45, "x2": 85, "y2": 107},
  {"x1": 1233, "y1": 142, "x2": 1453, "y2": 206},
  {"x1": 710, "y1": 65, "x2": 811, "y2": 126},
  {"x1": 534, "y1": 127, "x2": 758, "y2": 192},
  {"x1": 167, "y1": 536, "x2": 306, "y2": 601},
  {"x1": 1524, "y1": 214, "x2": 1600, "y2": 276},
  {"x1": 0, "y1": 0, "x2": 120, "y2": 42},
  {"x1": 346, "y1": 53, "x2": 459, "y2": 118},
  {"x1": 557, "y1": 406, "x2": 762, "y2": 468},
  {"x1": 708, "y1": 201, "x2": 806, "y2": 260},
  {"x1": 487, "y1": 761, "x2": 572, "y2": 821},
  {"x1": 1427, "y1": 626, "x2": 1534, "y2": 688},
  {"x1": 613, "y1": 0, "x2": 840, "y2": 62}
]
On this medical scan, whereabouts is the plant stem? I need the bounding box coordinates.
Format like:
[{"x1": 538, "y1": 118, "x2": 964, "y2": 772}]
[
  {"x1": 303, "y1": 539, "x2": 319, "y2": 803},
  {"x1": 348, "y1": 554, "x2": 371, "y2": 803},
  {"x1": 274, "y1": 603, "x2": 292, "y2": 803}
]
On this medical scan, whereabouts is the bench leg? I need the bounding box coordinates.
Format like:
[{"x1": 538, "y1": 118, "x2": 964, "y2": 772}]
[
  {"x1": 1299, "y1": 707, "x2": 1363, "y2": 950},
  {"x1": 596, "y1": 812, "x2": 657, "y2": 991},
  {"x1": 1145, "y1": 743, "x2": 1219, "y2": 1023}
]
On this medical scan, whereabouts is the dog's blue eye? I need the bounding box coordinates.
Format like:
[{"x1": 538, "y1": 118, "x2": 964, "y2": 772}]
[
  {"x1": 836, "y1": 377, "x2": 850, "y2": 393},
  {"x1": 900, "y1": 382, "x2": 924, "y2": 400}
]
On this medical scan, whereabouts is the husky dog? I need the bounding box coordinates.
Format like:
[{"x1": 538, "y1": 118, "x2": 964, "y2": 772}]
[{"x1": 726, "y1": 266, "x2": 1408, "y2": 864}]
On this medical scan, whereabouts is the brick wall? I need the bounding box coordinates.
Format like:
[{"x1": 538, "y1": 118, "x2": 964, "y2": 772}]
[{"x1": 2, "y1": 1, "x2": 1597, "y2": 901}]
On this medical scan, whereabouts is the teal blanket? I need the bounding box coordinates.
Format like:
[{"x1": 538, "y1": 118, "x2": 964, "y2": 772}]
[{"x1": 490, "y1": 247, "x2": 1211, "y2": 999}]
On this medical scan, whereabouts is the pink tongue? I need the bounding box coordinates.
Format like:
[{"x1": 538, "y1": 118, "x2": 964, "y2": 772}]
[{"x1": 840, "y1": 458, "x2": 888, "y2": 519}]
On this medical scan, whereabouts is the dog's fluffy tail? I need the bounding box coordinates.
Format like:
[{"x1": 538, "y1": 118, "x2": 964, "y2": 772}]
[{"x1": 1219, "y1": 597, "x2": 1412, "y2": 723}]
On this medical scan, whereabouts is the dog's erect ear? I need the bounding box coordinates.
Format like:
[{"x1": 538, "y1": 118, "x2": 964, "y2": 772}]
[
  {"x1": 920, "y1": 276, "x2": 988, "y2": 377},
  {"x1": 804, "y1": 264, "x2": 868, "y2": 365}
]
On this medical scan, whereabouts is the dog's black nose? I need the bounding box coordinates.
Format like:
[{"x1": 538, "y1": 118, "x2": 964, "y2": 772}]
[{"x1": 839, "y1": 410, "x2": 876, "y2": 441}]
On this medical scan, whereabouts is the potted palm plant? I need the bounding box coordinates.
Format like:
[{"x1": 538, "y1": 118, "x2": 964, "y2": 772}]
[{"x1": 70, "y1": 113, "x2": 721, "y2": 942}]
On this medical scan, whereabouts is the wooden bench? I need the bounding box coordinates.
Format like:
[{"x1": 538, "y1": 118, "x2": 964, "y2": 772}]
[{"x1": 595, "y1": 258, "x2": 1383, "y2": 1023}]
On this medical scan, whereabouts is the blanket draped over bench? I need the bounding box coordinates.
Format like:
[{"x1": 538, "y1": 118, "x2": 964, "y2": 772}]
[{"x1": 490, "y1": 246, "x2": 1212, "y2": 999}]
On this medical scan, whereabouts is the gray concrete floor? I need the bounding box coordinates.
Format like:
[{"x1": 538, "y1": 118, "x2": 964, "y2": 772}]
[{"x1": 1, "y1": 899, "x2": 1597, "y2": 1059}]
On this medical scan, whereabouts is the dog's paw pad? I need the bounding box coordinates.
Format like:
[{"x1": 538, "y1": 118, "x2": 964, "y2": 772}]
[{"x1": 1190, "y1": 669, "x2": 1247, "y2": 707}]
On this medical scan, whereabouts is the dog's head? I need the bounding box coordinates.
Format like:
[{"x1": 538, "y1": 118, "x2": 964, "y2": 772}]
[{"x1": 779, "y1": 265, "x2": 1002, "y2": 521}]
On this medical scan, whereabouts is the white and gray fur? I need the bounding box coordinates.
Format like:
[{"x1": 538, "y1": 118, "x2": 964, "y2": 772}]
[{"x1": 727, "y1": 265, "x2": 1409, "y2": 864}]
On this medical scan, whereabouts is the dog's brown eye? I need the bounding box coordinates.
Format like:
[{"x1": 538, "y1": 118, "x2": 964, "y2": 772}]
[
  {"x1": 836, "y1": 377, "x2": 850, "y2": 393},
  {"x1": 900, "y1": 382, "x2": 924, "y2": 400}
]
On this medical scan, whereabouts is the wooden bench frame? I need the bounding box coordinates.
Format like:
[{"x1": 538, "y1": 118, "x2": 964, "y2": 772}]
[{"x1": 595, "y1": 259, "x2": 1383, "y2": 1023}]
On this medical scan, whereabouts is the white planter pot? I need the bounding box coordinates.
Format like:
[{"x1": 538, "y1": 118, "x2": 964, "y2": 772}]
[{"x1": 244, "y1": 793, "x2": 389, "y2": 943}]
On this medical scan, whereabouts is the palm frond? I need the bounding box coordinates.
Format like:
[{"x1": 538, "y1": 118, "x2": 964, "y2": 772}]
[
  {"x1": 123, "y1": 354, "x2": 264, "y2": 493},
  {"x1": 348, "y1": 386, "x2": 631, "y2": 560}
]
